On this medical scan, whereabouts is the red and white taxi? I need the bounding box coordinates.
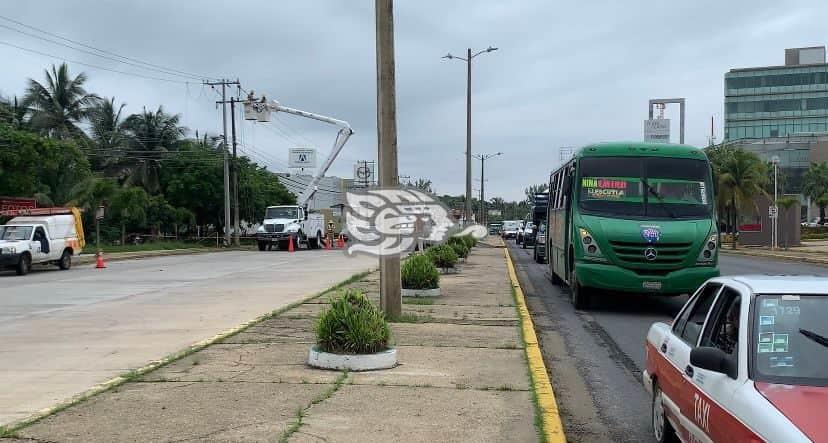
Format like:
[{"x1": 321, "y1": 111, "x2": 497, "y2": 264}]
[{"x1": 643, "y1": 276, "x2": 827, "y2": 443}]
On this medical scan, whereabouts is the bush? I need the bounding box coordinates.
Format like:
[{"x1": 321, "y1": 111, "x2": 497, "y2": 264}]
[
  {"x1": 401, "y1": 254, "x2": 440, "y2": 289},
  {"x1": 462, "y1": 234, "x2": 476, "y2": 249},
  {"x1": 316, "y1": 289, "x2": 391, "y2": 354},
  {"x1": 426, "y1": 244, "x2": 458, "y2": 269},
  {"x1": 449, "y1": 240, "x2": 469, "y2": 259}
]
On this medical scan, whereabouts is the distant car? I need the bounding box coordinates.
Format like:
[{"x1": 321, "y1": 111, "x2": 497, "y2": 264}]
[
  {"x1": 522, "y1": 221, "x2": 535, "y2": 249},
  {"x1": 502, "y1": 220, "x2": 519, "y2": 239},
  {"x1": 533, "y1": 222, "x2": 547, "y2": 264},
  {"x1": 803, "y1": 217, "x2": 823, "y2": 228},
  {"x1": 488, "y1": 223, "x2": 502, "y2": 235},
  {"x1": 644, "y1": 276, "x2": 827, "y2": 443}
]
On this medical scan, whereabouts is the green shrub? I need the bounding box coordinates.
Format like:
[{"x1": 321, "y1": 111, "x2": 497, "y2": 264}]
[
  {"x1": 401, "y1": 254, "x2": 440, "y2": 289},
  {"x1": 426, "y1": 244, "x2": 458, "y2": 269},
  {"x1": 449, "y1": 240, "x2": 469, "y2": 259},
  {"x1": 463, "y1": 234, "x2": 477, "y2": 248},
  {"x1": 315, "y1": 289, "x2": 391, "y2": 354}
]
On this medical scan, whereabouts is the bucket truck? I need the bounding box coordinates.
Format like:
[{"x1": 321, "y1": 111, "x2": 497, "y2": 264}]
[{"x1": 245, "y1": 94, "x2": 353, "y2": 251}]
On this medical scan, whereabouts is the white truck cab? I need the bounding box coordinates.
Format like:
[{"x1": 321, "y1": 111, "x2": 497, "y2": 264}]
[
  {"x1": 0, "y1": 210, "x2": 85, "y2": 275},
  {"x1": 256, "y1": 205, "x2": 325, "y2": 251}
]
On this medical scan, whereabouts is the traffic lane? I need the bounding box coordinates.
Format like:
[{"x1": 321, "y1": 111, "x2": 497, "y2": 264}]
[
  {"x1": 0, "y1": 249, "x2": 374, "y2": 426},
  {"x1": 508, "y1": 242, "x2": 653, "y2": 443}
]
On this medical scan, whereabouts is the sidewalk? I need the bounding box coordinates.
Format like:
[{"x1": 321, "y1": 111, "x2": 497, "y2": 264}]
[
  {"x1": 720, "y1": 242, "x2": 828, "y2": 265},
  {"x1": 3, "y1": 242, "x2": 555, "y2": 442}
]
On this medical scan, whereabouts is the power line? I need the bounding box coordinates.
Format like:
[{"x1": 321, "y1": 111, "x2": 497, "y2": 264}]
[
  {"x1": 0, "y1": 14, "x2": 216, "y2": 80},
  {"x1": 0, "y1": 40, "x2": 190, "y2": 84}
]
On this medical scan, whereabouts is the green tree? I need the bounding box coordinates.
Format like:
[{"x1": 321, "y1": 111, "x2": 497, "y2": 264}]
[
  {"x1": 108, "y1": 186, "x2": 150, "y2": 245},
  {"x1": 88, "y1": 97, "x2": 129, "y2": 173},
  {"x1": 121, "y1": 106, "x2": 186, "y2": 194},
  {"x1": 68, "y1": 177, "x2": 118, "y2": 243},
  {"x1": 0, "y1": 122, "x2": 91, "y2": 204},
  {"x1": 23, "y1": 63, "x2": 99, "y2": 139},
  {"x1": 802, "y1": 162, "x2": 828, "y2": 223},
  {"x1": 524, "y1": 183, "x2": 549, "y2": 204},
  {"x1": 717, "y1": 149, "x2": 768, "y2": 249},
  {"x1": 146, "y1": 195, "x2": 177, "y2": 237}
]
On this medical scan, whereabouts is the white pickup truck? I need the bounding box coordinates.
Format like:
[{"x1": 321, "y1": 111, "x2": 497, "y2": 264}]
[
  {"x1": 256, "y1": 205, "x2": 325, "y2": 251},
  {"x1": 0, "y1": 209, "x2": 85, "y2": 275}
]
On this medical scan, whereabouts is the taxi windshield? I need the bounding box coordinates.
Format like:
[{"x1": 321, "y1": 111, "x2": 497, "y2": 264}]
[{"x1": 753, "y1": 294, "x2": 828, "y2": 386}]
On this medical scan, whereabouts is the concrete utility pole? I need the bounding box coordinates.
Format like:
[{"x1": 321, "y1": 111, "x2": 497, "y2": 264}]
[
  {"x1": 205, "y1": 79, "x2": 240, "y2": 246},
  {"x1": 443, "y1": 46, "x2": 498, "y2": 225},
  {"x1": 376, "y1": 0, "x2": 401, "y2": 317},
  {"x1": 230, "y1": 97, "x2": 240, "y2": 246},
  {"x1": 473, "y1": 152, "x2": 502, "y2": 226}
]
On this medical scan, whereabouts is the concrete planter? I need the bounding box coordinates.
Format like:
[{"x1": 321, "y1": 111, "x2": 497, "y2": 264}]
[
  {"x1": 308, "y1": 346, "x2": 397, "y2": 371},
  {"x1": 401, "y1": 287, "x2": 441, "y2": 297}
]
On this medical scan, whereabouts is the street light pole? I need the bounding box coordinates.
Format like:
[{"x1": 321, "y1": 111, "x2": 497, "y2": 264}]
[
  {"x1": 473, "y1": 152, "x2": 502, "y2": 226},
  {"x1": 772, "y1": 155, "x2": 780, "y2": 250},
  {"x1": 443, "y1": 46, "x2": 498, "y2": 225}
]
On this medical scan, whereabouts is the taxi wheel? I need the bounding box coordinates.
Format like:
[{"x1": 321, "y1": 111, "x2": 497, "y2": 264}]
[{"x1": 652, "y1": 382, "x2": 678, "y2": 443}]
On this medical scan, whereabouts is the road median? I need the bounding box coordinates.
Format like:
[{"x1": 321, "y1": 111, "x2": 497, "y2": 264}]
[
  {"x1": 5, "y1": 243, "x2": 552, "y2": 442},
  {"x1": 720, "y1": 247, "x2": 828, "y2": 266}
]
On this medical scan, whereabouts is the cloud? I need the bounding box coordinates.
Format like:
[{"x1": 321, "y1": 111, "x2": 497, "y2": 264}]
[{"x1": 1, "y1": 0, "x2": 825, "y2": 200}]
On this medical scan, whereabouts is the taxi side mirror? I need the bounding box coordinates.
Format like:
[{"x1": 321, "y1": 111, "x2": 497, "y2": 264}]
[{"x1": 690, "y1": 346, "x2": 737, "y2": 379}]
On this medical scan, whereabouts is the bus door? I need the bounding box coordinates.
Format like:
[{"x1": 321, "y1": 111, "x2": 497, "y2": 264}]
[{"x1": 562, "y1": 164, "x2": 575, "y2": 283}]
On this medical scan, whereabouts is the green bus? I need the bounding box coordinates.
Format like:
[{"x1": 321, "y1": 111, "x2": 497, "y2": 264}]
[{"x1": 547, "y1": 142, "x2": 719, "y2": 308}]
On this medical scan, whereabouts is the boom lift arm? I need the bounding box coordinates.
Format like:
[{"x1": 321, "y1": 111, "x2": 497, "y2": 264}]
[{"x1": 244, "y1": 94, "x2": 353, "y2": 208}]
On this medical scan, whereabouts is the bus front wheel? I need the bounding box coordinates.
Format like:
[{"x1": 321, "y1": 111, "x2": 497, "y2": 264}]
[{"x1": 569, "y1": 267, "x2": 590, "y2": 310}]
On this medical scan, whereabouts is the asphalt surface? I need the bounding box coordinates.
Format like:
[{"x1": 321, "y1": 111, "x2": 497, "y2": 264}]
[
  {"x1": 0, "y1": 248, "x2": 374, "y2": 426},
  {"x1": 508, "y1": 241, "x2": 828, "y2": 443}
]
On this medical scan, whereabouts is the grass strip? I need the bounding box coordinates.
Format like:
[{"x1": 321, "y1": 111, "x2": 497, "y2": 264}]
[{"x1": 0, "y1": 269, "x2": 374, "y2": 438}]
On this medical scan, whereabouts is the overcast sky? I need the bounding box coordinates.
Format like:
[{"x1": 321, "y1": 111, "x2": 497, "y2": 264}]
[{"x1": 1, "y1": 1, "x2": 826, "y2": 201}]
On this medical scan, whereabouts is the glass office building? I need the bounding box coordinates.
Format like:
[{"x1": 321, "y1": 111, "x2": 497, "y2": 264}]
[{"x1": 725, "y1": 47, "x2": 828, "y2": 140}]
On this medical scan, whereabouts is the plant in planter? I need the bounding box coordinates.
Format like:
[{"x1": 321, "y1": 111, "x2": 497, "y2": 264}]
[
  {"x1": 425, "y1": 244, "x2": 459, "y2": 272},
  {"x1": 309, "y1": 289, "x2": 396, "y2": 371},
  {"x1": 461, "y1": 234, "x2": 476, "y2": 249},
  {"x1": 447, "y1": 237, "x2": 469, "y2": 261},
  {"x1": 401, "y1": 253, "x2": 441, "y2": 297}
]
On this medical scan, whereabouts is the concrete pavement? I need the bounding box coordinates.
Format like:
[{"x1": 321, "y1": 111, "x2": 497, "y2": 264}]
[
  {"x1": 0, "y1": 249, "x2": 374, "y2": 427},
  {"x1": 5, "y1": 242, "x2": 544, "y2": 442}
]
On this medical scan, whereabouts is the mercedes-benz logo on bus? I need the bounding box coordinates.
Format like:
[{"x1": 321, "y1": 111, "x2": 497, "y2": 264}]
[{"x1": 644, "y1": 247, "x2": 658, "y2": 261}]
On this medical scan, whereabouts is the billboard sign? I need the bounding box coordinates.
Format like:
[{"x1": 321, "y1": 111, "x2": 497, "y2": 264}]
[
  {"x1": 289, "y1": 148, "x2": 317, "y2": 168},
  {"x1": 644, "y1": 119, "x2": 670, "y2": 142},
  {"x1": 0, "y1": 197, "x2": 36, "y2": 214}
]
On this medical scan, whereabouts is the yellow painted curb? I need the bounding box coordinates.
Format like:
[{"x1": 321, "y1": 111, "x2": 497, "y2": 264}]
[{"x1": 504, "y1": 248, "x2": 566, "y2": 443}]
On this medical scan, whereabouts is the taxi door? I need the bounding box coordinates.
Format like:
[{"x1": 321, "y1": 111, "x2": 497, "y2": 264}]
[
  {"x1": 687, "y1": 285, "x2": 760, "y2": 442},
  {"x1": 659, "y1": 282, "x2": 722, "y2": 438}
]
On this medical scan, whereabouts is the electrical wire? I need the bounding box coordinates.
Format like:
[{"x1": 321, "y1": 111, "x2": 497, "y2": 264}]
[
  {"x1": 0, "y1": 14, "x2": 216, "y2": 81},
  {"x1": 0, "y1": 40, "x2": 190, "y2": 84}
]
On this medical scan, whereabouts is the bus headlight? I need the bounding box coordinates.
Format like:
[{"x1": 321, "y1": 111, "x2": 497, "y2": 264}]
[
  {"x1": 696, "y1": 234, "x2": 717, "y2": 264},
  {"x1": 579, "y1": 228, "x2": 603, "y2": 257}
]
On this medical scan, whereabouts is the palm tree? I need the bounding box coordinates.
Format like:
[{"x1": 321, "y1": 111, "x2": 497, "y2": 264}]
[
  {"x1": 121, "y1": 106, "x2": 186, "y2": 194},
  {"x1": 23, "y1": 63, "x2": 99, "y2": 139},
  {"x1": 717, "y1": 149, "x2": 768, "y2": 249},
  {"x1": 88, "y1": 97, "x2": 128, "y2": 173},
  {"x1": 802, "y1": 162, "x2": 828, "y2": 223}
]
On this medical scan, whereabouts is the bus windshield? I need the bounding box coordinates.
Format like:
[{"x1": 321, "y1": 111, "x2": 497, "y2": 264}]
[{"x1": 578, "y1": 156, "x2": 712, "y2": 219}]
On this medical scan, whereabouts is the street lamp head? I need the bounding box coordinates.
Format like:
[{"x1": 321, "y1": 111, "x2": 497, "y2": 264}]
[
  {"x1": 486, "y1": 46, "x2": 498, "y2": 52},
  {"x1": 442, "y1": 53, "x2": 454, "y2": 59}
]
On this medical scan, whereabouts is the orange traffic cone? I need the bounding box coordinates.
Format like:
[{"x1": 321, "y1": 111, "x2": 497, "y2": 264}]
[
  {"x1": 337, "y1": 234, "x2": 345, "y2": 249},
  {"x1": 95, "y1": 251, "x2": 106, "y2": 269},
  {"x1": 288, "y1": 235, "x2": 295, "y2": 253}
]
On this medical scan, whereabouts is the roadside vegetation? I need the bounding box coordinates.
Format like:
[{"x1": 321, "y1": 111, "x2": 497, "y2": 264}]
[
  {"x1": 315, "y1": 289, "x2": 392, "y2": 354},
  {"x1": 0, "y1": 63, "x2": 294, "y2": 248}
]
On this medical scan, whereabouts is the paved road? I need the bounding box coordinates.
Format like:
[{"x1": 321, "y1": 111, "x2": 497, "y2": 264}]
[
  {"x1": 508, "y1": 241, "x2": 828, "y2": 443},
  {"x1": 0, "y1": 249, "x2": 374, "y2": 426}
]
